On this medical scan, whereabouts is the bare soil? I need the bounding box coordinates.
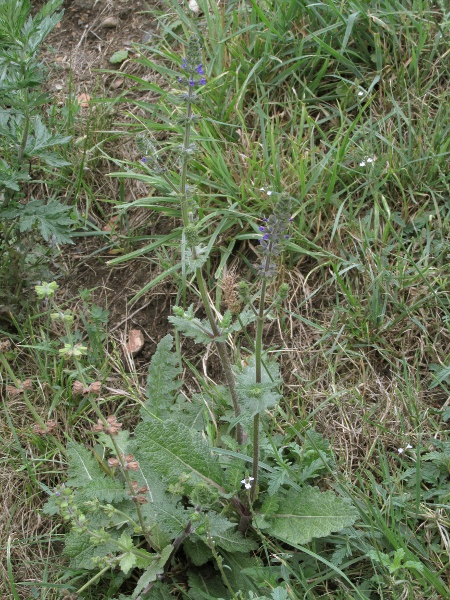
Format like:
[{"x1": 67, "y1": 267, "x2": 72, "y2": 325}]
[{"x1": 39, "y1": 0, "x2": 177, "y2": 353}]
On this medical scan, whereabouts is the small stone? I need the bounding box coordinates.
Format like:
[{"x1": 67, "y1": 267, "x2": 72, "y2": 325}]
[{"x1": 100, "y1": 16, "x2": 119, "y2": 29}]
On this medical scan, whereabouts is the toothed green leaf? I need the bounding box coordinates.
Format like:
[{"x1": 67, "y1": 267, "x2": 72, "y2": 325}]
[
  {"x1": 0, "y1": 198, "x2": 73, "y2": 244},
  {"x1": 63, "y1": 530, "x2": 118, "y2": 570},
  {"x1": 183, "y1": 537, "x2": 213, "y2": 566},
  {"x1": 132, "y1": 545, "x2": 173, "y2": 599},
  {"x1": 168, "y1": 305, "x2": 214, "y2": 345},
  {"x1": 142, "y1": 334, "x2": 182, "y2": 420},
  {"x1": 66, "y1": 441, "x2": 104, "y2": 487},
  {"x1": 257, "y1": 487, "x2": 357, "y2": 545},
  {"x1": 132, "y1": 420, "x2": 224, "y2": 490}
]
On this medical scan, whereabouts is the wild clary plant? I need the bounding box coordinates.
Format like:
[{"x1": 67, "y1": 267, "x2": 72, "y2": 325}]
[
  {"x1": 0, "y1": 0, "x2": 74, "y2": 304},
  {"x1": 43, "y1": 37, "x2": 358, "y2": 599}
]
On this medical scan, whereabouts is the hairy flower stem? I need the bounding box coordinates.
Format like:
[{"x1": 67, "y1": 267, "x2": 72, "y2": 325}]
[
  {"x1": 250, "y1": 278, "x2": 267, "y2": 504},
  {"x1": 180, "y1": 89, "x2": 243, "y2": 445},
  {"x1": 194, "y1": 267, "x2": 244, "y2": 445},
  {"x1": 86, "y1": 394, "x2": 157, "y2": 551},
  {"x1": 75, "y1": 565, "x2": 111, "y2": 595},
  {"x1": 75, "y1": 537, "x2": 154, "y2": 595},
  {"x1": 55, "y1": 302, "x2": 157, "y2": 550},
  {"x1": 207, "y1": 534, "x2": 240, "y2": 600},
  {"x1": 180, "y1": 86, "x2": 194, "y2": 226}
]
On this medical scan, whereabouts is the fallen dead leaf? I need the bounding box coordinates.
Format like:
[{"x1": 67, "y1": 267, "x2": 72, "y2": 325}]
[
  {"x1": 77, "y1": 93, "x2": 91, "y2": 108},
  {"x1": 102, "y1": 215, "x2": 119, "y2": 232},
  {"x1": 110, "y1": 78, "x2": 124, "y2": 89},
  {"x1": 124, "y1": 330, "x2": 145, "y2": 356}
]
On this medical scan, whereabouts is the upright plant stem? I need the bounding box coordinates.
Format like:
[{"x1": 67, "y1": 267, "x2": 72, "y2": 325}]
[
  {"x1": 251, "y1": 278, "x2": 267, "y2": 503},
  {"x1": 57, "y1": 305, "x2": 157, "y2": 551},
  {"x1": 180, "y1": 86, "x2": 244, "y2": 445}
]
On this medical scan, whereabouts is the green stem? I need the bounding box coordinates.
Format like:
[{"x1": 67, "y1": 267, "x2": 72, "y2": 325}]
[
  {"x1": 208, "y1": 535, "x2": 239, "y2": 600},
  {"x1": 179, "y1": 89, "x2": 244, "y2": 445},
  {"x1": 51, "y1": 301, "x2": 157, "y2": 550},
  {"x1": 88, "y1": 397, "x2": 157, "y2": 551},
  {"x1": 180, "y1": 86, "x2": 194, "y2": 226},
  {"x1": 75, "y1": 539, "x2": 156, "y2": 595},
  {"x1": 17, "y1": 78, "x2": 30, "y2": 168},
  {"x1": 195, "y1": 268, "x2": 243, "y2": 435},
  {"x1": 251, "y1": 278, "x2": 267, "y2": 503},
  {"x1": 18, "y1": 106, "x2": 30, "y2": 166},
  {"x1": 75, "y1": 565, "x2": 111, "y2": 595}
]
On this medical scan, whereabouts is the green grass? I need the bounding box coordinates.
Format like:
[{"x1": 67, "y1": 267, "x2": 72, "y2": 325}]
[{"x1": 1, "y1": 0, "x2": 450, "y2": 598}]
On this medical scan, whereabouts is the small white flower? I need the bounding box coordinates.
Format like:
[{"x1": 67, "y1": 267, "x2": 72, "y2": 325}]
[
  {"x1": 358, "y1": 90, "x2": 364, "y2": 96},
  {"x1": 259, "y1": 187, "x2": 273, "y2": 196},
  {"x1": 398, "y1": 447, "x2": 404, "y2": 454},
  {"x1": 366, "y1": 157, "x2": 374, "y2": 163},
  {"x1": 406, "y1": 443, "x2": 413, "y2": 450},
  {"x1": 359, "y1": 161, "x2": 366, "y2": 167},
  {"x1": 241, "y1": 476, "x2": 254, "y2": 490}
]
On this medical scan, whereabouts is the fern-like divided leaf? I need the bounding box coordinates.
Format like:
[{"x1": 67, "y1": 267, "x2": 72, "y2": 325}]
[
  {"x1": 142, "y1": 334, "x2": 182, "y2": 420},
  {"x1": 256, "y1": 486, "x2": 357, "y2": 546},
  {"x1": 133, "y1": 420, "x2": 224, "y2": 491},
  {"x1": 0, "y1": 198, "x2": 73, "y2": 244}
]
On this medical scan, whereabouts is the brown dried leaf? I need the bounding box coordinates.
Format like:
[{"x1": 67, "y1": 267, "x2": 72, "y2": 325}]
[
  {"x1": 124, "y1": 329, "x2": 144, "y2": 356},
  {"x1": 77, "y1": 93, "x2": 91, "y2": 108}
]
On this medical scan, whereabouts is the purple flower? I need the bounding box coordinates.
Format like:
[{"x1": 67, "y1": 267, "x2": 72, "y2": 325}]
[
  {"x1": 182, "y1": 58, "x2": 187, "y2": 69},
  {"x1": 199, "y1": 78, "x2": 207, "y2": 85},
  {"x1": 189, "y1": 79, "x2": 196, "y2": 86},
  {"x1": 141, "y1": 157, "x2": 147, "y2": 163},
  {"x1": 197, "y1": 64, "x2": 204, "y2": 75},
  {"x1": 255, "y1": 195, "x2": 292, "y2": 278}
]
